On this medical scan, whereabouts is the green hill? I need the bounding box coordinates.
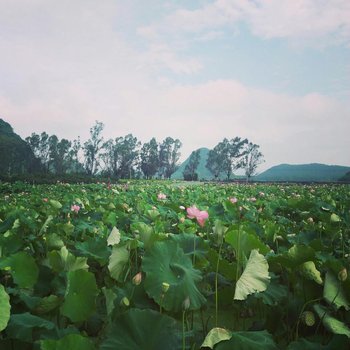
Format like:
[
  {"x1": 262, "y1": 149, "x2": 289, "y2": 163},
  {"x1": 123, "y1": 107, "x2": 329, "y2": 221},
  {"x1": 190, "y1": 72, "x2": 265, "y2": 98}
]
[
  {"x1": 0, "y1": 118, "x2": 39, "y2": 176},
  {"x1": 256, "y1": 163, "x2": 350, "y2": 182},
  {"x1": 171, "y1": 148, "x2": 230, "y2": 180},
  {"x1": 171, "y1": 148, "x2": 210, "y2": 180},
  {"x1": 339, "y1": 171, "x2": 350, "y2": 182}
]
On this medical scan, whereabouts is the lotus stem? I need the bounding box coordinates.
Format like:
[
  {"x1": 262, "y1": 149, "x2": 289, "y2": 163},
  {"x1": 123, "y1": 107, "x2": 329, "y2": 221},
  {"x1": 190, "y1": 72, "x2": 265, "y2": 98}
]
[
  {"x1": 182, "y1": 310, "x2": 186, "y2": 350},
  {"x1": 215, "y1": 242, "x2": 223, "y2": 327}
]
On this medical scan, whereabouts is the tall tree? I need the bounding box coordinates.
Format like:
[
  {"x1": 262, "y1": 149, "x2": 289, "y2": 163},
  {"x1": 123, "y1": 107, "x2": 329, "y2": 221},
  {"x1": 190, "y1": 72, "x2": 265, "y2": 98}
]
[
  {"x1": 226, "y1": 137, "x2": 248, "y2": 180},
  {"x1": 48, "y1": 135, "x2": 72, "y2": 174},
  {"x1": 102, "y1": 134, "x2": 140, "y2": 179},
  {"x1": 206, "y1": 137, "x2": 248, "y2": 180},
  {"x1": 26, "y1": 132, "x2": 51, "y2": 172},
  {"x1": 83, "y1": 121, "x2": 104, "y2": 175},
  {"x1": 183, "y1": 149, "x2": 201, "y2": 181},
  {"x1": 242, "y1": 143, "x2": 264, "y2": 182},
  {"x1": 206, "y1": 141, "x2": 228, "y2": 180},
  {"x1": 159, "y1": 137, "x2": 182, "y2": 179},
  {"x1": 66, "y1": 138, "x2": 84, "y2": 173},
  {"x1": 140, "y1": 137, "x2": 159, "y2": 179}
]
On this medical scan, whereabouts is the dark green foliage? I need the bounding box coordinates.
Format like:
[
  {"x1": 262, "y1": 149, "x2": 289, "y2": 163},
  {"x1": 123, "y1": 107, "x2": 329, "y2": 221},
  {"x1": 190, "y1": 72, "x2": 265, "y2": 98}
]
[
  {"x1": 0, "y1": 118, "x2": 40, "y2": 175},
  {"x1": 0, "y1": 181, "x2": 349, "y2": 349},
  {"x1": 140, "y1": 137, "x2": 159, "y2": 179},
  {"x1": 159, "y1": 137, "x2": 182, "y2": 179},
  {"x1": 183, "y1": 149, "x2": 201, "y2": 181}
]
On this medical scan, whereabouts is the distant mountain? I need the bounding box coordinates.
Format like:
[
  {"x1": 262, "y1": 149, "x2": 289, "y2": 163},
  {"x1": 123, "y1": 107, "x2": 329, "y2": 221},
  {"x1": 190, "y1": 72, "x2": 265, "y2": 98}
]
[
  {"x1": 172, "y1": 147, "x2": 232, "y2": 180},
  {"x1": 256, "y1": 163, "x2": 350, "y2": 182},
  {"x1": 339, "y1": 171, "x2": 350, "y2": 182},
  {"x1": 171, "y1": 148, "x2": 211, "y2": 180},
  {"x1": 0, "y1": 118, "x2": 39, "y2": 176}
]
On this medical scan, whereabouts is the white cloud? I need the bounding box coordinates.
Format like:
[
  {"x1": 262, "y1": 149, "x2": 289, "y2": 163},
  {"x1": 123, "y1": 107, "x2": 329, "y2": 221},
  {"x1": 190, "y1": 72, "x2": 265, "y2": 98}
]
[
  {"x1": 0, "y1": 1, "x2": 349, "y2": 172},
  {"x1": 139, "y1": 0, "x2": 350, "y2": 47}
]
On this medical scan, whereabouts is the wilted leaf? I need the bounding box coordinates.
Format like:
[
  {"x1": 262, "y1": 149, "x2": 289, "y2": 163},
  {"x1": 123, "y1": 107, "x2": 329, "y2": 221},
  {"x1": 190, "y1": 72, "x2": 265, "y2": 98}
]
[
  {"x1": 234, "y1": 250, "x2": 270, "y2": 300},
  {"x1": 108, "y1": 245, "x2": 129, "y2": 282},
  {"x1": 201, "y1": 328, "x2": 232, "y2": 349},
  {"x1": 107, "y1": 226, "x2": 121, "y2": 246},
  {"x1": 300, "y1": 261, "x2": 323, "y2": 285},
  {"x1": 213, "y1": 330, "x2": 278, "y2": 350}
]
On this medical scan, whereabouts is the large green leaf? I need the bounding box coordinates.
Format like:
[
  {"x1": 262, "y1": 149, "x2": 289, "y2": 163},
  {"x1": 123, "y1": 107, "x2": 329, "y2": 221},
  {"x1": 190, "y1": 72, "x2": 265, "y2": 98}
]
[
  {"x1": 211, "y1": 330, "x2": 278, "y2": 350},
  {"x1": 6, "y1": 313, "x2": 56, "y2": 342},
  {"x1": 269, "y1": 245, "x2": 316, "y2": 269},
  {"x1": 314, "y1": 304, "x2": 350, "y2": 338},
  {"x1": 40, "y1": 333, "x2": 94, "y2": 350},
  {"x1": 225, "y1": 228, "x2": 270, "y2": 260},
  {"x1": 170, "y1": 233, "x2": 209, "y2": 260},
  {"x1": 75, "y1": 237, "x2": 110, "y2": 265},
  {"x1": 142, "y1": 240, "x2": 206, "y2": 312},
  {"x1": 0, "y1": 251, "x2": 39, "y2": 288},
  {"x1": 100, "y1": 308, "x2": 181, "y2": 350},
  {"x1": 287, "y1": 337, "x2": 349, "y2": 350},
  {"x1": 49, "y1": 200, "x2": 62, "y2": 209},
  {"x1": 61, "y1": 270, "x2": 98, "y2": 322},
  {"x1": 48, "y1": 246, "x2": 89, "y2": 272},
  {"x1": 255, "y1": 276, "x2": 288, "y2": 306},
  {"x1": 324, "y1": 272, "x2": 349, "y2": 310},
  {"x1": 108, "y1": 245, "x2": 129, "y2": 282},
  {"x1": 0, "y1": 284, "x2": 10, "y2": 331},
  {"x1": 234, "y1": 250, "x2": 270, "y2": 300},
  {"x1": 35, "y1": 295, "x2": 61, "y2": 315}
]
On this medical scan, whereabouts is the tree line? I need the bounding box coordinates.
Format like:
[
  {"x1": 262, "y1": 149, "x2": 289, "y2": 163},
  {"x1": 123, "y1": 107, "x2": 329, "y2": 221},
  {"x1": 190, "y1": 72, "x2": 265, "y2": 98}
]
[
  {"x1": 25, "y1": 121, "x2": 182, "y2": 180},
  {"x1": 1, "y1": 118, "x2": 264, "y2": 181},
  {"x1": 183, "y1": 137, "x2": 263, "y2": 181}
]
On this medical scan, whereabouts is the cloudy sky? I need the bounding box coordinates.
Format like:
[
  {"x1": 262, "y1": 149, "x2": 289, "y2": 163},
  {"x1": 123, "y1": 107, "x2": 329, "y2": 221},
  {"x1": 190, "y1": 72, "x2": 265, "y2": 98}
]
[{"x1": 1, "y1": 0, "x2": 349, "y2": 171}]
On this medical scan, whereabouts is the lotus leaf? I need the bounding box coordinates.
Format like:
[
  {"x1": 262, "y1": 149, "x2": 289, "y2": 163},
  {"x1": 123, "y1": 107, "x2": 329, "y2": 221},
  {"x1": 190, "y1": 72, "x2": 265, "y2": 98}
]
[{"x1": 142, "y1": 240, "x2": 206, "y2": 311}]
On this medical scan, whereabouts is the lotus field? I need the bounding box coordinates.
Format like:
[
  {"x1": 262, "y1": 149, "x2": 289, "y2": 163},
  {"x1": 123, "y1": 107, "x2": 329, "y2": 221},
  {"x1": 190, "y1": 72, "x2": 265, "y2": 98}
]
[{"x1": 0, "y1": 181, "x2": 349, "y2": 349}]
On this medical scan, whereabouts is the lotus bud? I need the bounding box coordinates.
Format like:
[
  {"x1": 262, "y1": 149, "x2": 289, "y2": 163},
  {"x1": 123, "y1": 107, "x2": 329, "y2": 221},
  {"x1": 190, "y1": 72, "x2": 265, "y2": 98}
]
[
  {"x1": 307, "y1": 217, "x2": 314, "y2": 224},
  {"x1": 182, "y1": 296, "x2": 190, "y2": 310},
  {"x1": 132, "y1": 272, "x2": 142, "y2": 285},
  {"x1": 338, "y1": 268, "x2": 347, "y2": 282},
  {"x1": 120, "y1": 296, "x2": 130, "y2": 307},
  {"x1": 162, "y1": 282, "x2": 170, "y2": 293}
]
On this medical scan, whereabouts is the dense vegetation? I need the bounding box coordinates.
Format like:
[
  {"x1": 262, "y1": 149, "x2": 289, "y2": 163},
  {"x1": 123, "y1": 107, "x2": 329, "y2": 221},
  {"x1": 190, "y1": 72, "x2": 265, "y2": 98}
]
[
  {"x1": 0, "y1": 181, "x2": 349, "y2": 349},
  {"x1": 0, "y1": 118, "x2": 262, "y2": 182}
]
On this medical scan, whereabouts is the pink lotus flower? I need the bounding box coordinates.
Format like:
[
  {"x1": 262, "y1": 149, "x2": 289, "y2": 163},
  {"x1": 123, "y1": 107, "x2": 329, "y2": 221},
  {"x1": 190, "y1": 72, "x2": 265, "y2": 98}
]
[
  {"x1": 43, "y1": 198, "x2": 48, "y2": 202},
  {"x1": 71, "y1": 204, "x2": 80, "y2": 213},
  {"x1": 229, "y1": 197, "x2": 238, "y2": 204},
  {"x1": 187, "y1": 206, "x2": 209, "y2": 227},
  {"x1": 157, "y1": 193, "x2": 167, "y2": 200}
]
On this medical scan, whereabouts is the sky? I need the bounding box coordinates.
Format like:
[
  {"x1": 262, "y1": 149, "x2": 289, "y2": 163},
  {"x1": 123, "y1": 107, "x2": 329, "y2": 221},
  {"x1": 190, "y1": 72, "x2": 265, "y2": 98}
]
[{"x1": 0, "y1": 0, "x2": 349, "y2": 172}]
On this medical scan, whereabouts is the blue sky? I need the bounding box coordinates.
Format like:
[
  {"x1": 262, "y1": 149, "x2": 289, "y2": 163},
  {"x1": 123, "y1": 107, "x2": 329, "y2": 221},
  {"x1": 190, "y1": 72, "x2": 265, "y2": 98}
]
[{"x1": 0, "y1": 0, "x2": 349, "y2": 171}]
